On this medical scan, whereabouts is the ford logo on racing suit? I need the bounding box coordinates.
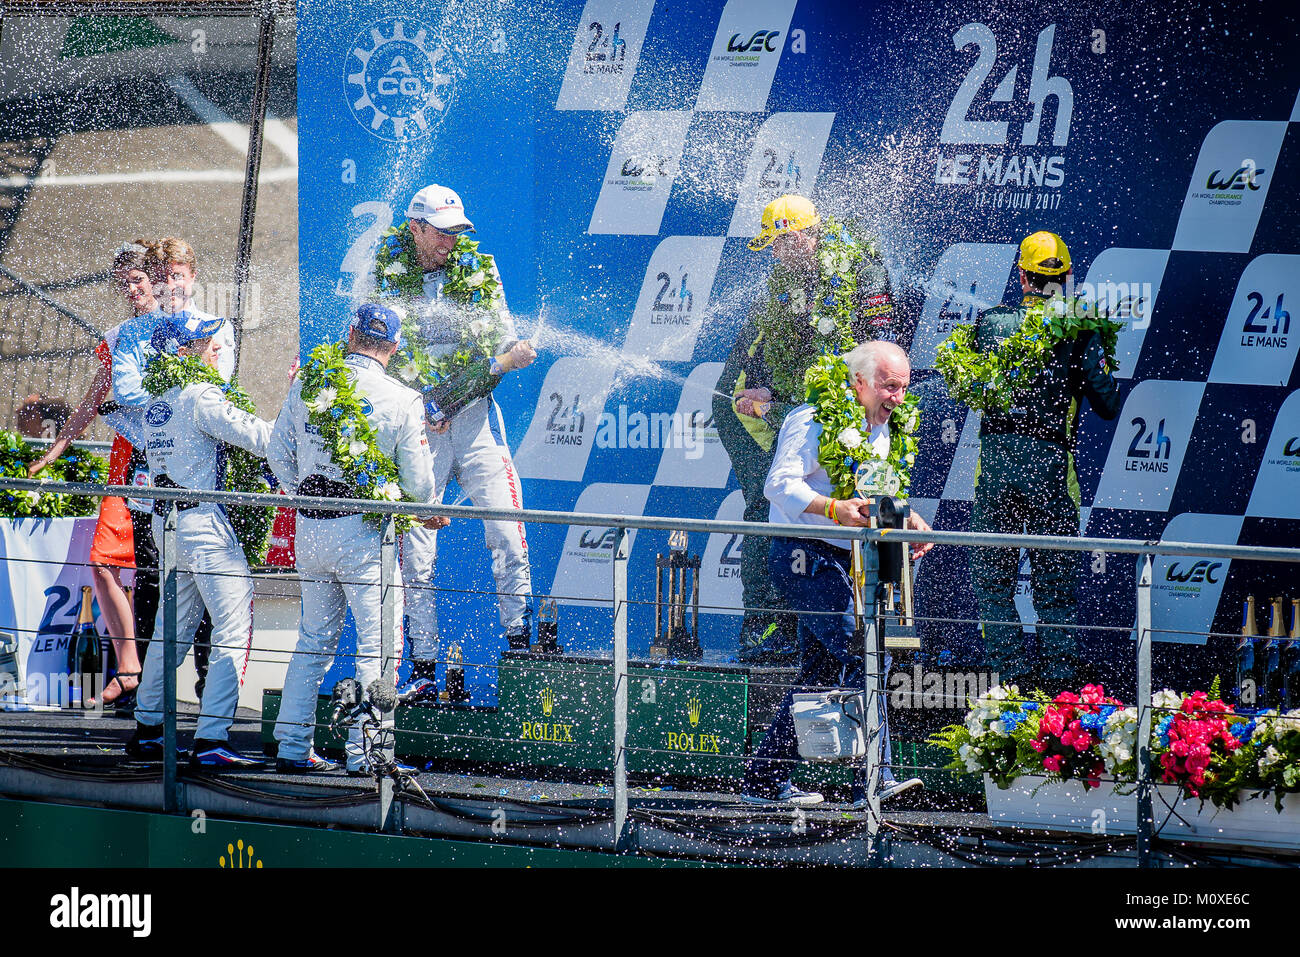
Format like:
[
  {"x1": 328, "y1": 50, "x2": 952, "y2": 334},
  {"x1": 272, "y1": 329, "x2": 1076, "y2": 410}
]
[{"x1": 144, "y1": 402, "x2": 173, "y2": 427}]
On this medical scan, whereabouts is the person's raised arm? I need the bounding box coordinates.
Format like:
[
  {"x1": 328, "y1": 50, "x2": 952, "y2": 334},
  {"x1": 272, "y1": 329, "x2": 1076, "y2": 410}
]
[{"x1": 28, "y1": 365, "x2": 112, "y2": 477}]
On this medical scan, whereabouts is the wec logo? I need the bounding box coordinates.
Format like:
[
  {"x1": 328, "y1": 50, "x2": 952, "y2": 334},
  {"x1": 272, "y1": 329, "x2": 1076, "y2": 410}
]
[
  {"x1": 1164, "y1": 560, "x2": 1222, "y2": 584},
  {"x1": 1206, "y1": 164, "x2": 1267, "y2": 191},
  {"x1": 727, "y1": 29, "x2": 780, "y2": 53},
  {"x1": 1283, "y1": 437, "x2": 1300, "y2": 457}
]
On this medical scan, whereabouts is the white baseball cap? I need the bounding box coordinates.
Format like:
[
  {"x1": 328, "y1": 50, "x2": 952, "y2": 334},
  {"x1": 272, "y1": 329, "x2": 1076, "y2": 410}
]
[{"x1": 406, "y1": 185, "x2": 475, "y2": 234}]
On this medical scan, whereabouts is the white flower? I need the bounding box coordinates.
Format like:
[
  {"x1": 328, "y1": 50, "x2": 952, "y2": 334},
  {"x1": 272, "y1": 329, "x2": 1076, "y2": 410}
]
[
  {"x1": 307, "y1": 387, "x2": 337, "y2": 413},
  {"x1": 816, "y1": 315, "x2": 837, "y2": 336},
  {"x1": 1152, "y1": 689, "x2": 1183, "y2": 714},
  {"x1": 464, "y1": 270, "x2": 487, "y2": 288},
  {"x1": 383, "y1": 262, "x2": 407, "y2": 276},
  {"x1": 347, "y1": 439, "x2": 367, "y2": 458},
  {"x1": 985, "y1": 685, "x2": 1010, "y2": 701},
  {"x1": 468, "y1": 318, "x2": 489, "y2": 338},
  {"x1": 377, "y1": 482, "x2": 402, "y2": 502},
  {"x1": 789, "y1": 289, "x2": 807, "y2": 313},
  {"x1": 834, "y1": 252, "x2": 853, "y2": 273},
  {"x1": 838, "y1": 427, "x2": 863, "y2": 449},
  {"x1": 897, "y1": 408, "x2": 920, "y2": 433},
  {"x1": 989, "y1": 720, "x2": 1008, "y2": 737},
  {"x1": 396, "y1": 362, "x2": 419, "y2": 382},
  {"x1": 1258, "y1": 745, "x2": 1284, "y2": 773},
  {"x1": 904, "y1": 452, "x2": 916, "y2": 466}
]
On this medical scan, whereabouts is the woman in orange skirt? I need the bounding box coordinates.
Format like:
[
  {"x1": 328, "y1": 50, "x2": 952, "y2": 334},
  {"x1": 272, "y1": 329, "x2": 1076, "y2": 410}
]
[{"x1": 29, "y1": 241, "x2": 158, "y2": 705}]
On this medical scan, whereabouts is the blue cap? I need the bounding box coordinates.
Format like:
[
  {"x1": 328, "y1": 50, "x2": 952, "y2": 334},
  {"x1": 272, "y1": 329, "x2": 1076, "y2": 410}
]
[
  {"x1": 351, "y1": 302, "x2": 403, "y2": 347},
  {"x1": 149, "y1": 311, "x2": 225, "y2": 355}
]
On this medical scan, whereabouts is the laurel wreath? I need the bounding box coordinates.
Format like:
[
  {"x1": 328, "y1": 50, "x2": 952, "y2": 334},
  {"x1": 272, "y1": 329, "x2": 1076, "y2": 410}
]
[
  {"x1": 757, "y1": 216, "x2": 879, "y2": 401},
  {"x1": 297, "y1": 342, "x2": 416, "y2": 533},
  {"x1": 373, "y1": 222, "x2": 509, "y2": 394},
  {"x1": 805, "y1": 354, "x2": 921, "y2": 501},
  {"x1": 0, "y1": 431, "x2": 110, "y2": 518},
  {"x1": 934, "y1": 295, "x2": 1122, "y2": 414},
  {"x1": 143, "y1": 352, "x2": 275, "y2": 565}
]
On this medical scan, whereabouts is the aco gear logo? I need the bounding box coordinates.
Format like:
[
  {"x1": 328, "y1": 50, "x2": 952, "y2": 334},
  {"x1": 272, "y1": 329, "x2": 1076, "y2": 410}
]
[{"x1": 345, "y1": 18, "x2": 455, "y2": 142}]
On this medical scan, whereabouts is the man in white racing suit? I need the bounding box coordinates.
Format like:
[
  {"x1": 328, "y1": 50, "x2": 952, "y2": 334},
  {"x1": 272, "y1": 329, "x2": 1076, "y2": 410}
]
[
  {"x1": 268, "y1": 303, "x2": 442, "y2": 775},
  {"x1": 125, "y1": 315, "x2": 271, "y2": 769},
  {"x1": 393, "y1": 185, "x2": 536, "y2": 699}
]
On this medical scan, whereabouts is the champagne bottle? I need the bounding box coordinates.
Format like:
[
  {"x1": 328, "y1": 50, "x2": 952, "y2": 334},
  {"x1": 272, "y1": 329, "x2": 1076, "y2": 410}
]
[
  {"x1": 1235, "y1": 595, "x2": 1258, "y2": 709},
  {"x1": 421, "y1": 361, "x2": 501, "y2": 426},
  {"x1": 445, "y1": 642, "x2": 468, "y2": 703},
  {"x1": 1283, "y1": 598, "x2": 1300, "y2": 711},
  {"x1": 1259, "y1": 597, "x2": 1285, "y2": 709},
  {"x1": 66, "y1": 586, "x2": 102, "y2": 707}
]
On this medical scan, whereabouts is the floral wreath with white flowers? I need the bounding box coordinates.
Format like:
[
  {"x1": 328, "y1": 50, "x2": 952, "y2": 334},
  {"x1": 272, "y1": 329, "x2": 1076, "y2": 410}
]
[
  {"x1": 295, "y1": 340, "x2": 416, "y2": 535},
  {"x1": 142, "y1": 348, "x2": 275, "y2": 565},
  {"x1": 297, "y1": 341, "x2": 416, "y2": 533},
  {"x1": 373, "y1": 221, "x2": 509, "y2": 390},
  {"x1": 0, "y1": 430, "x2": 109, "y2": 519},
  {"x1": 757, "y1": 215, "x2": 880, "y2": 401},
  {"x1": 934, "y1": 294, "x2": 1121, "y2": 415},
  {"x1": 804, "y1": 353, "x2": 920, "y2": 501}
]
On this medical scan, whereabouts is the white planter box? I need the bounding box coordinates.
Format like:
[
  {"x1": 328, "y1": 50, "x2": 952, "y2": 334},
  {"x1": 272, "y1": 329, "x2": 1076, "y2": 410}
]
[{"x1": 984, "y1": 776, "x2": 1300, "y2": 851}]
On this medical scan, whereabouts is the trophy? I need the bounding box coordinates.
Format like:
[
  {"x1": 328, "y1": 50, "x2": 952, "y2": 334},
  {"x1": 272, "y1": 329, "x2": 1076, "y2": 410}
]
[
  {"x1": 853, "y1": 464, "x2": 917, "y2": 650},
  {"x1": 651, "y1": 530, "x2": 702, "y2": 660},
  {"x1": 535, "y1": 600, "x2": 561, "y2": 655},
  {"x1": 444, "y1": 642, "x2": 470, "y2": 704}
]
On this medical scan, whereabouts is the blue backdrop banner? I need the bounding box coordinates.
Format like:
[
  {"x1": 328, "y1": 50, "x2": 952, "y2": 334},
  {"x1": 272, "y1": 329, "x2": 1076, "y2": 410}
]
[{"x1": 296, "y1": 0, "x2": 1300, "y2": 700}]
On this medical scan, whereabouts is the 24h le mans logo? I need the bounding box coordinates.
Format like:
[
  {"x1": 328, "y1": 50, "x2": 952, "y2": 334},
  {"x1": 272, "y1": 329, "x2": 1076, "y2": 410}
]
[{"x1": 345, "y1": 18, "x2": 455, "y2": 142}]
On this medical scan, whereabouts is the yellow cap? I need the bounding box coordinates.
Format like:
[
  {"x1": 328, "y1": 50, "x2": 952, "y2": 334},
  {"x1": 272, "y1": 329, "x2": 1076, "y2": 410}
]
[
  {"x1": 1018, "y1": 231, "x2": 1071, "y2": 276},
  {"x1": 749, "y1": 195, "x2": 821, "y2": 251}
]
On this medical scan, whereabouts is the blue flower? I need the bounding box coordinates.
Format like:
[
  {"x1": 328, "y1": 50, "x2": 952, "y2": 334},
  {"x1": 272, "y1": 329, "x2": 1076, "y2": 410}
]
[
  {"x1": 1022, "y1": 702, "x2": 1039, "y2": 712},
  {"x1": 1079, "y1": 712, "x2": 1105, "y2": 732},
  {"x1": 947, "y1": 341, "x2": 958, "y2": 350},
  {"x1": 459, "y1": 253, "x2": 478, "y2": 269},
  {"x1": 823, "y1": 295, "x2": 835, "y2": 308},
  {"x1": 1156, "y1": 714, "x2": 1175, "y2": 746},
  {"x1": 1042, "y1": 317, "x2": 1051, "y2": 328},
  {"x1": 1231, "y1": 719, "x2": 1256, "y2": 741},
  {"x1": 829, "y1": 274, "x2": 843, "y2": 288},
  {"x1": 65, "y1": 455, "x2": 78, "y2": 464},
  {"x1": 1008, "y1": 368, "x2": 1019, "y2": 378},
  {"x1": 1099, "y1": 705, "x2": 1118, "y2": 723},
  {"x1": 843, "y1": 456, "x2": 855, "y2": 469},
  {"x1": 840, "y1": 229, "x2": 851, "y2": 244},
  {"x1": 472, "y1": 290, "x2": 483, "y2": 303},
  {"x1": 777, "y1": 292, "x2": 790, "y2": 304},
  {"x1": 330, "y1": 407, "x2": 343, "y2": 419},
  {"x1": 356, "y1": 473, "x2": 370, "y2": 488},
  {"x1": 937, "y1": 649, "x2": 955, "y2": 666}
]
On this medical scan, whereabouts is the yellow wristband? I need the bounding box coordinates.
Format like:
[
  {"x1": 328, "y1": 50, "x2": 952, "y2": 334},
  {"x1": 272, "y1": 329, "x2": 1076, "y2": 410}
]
[{"x1": 824, "y1": 498, "x2": 837, "y2": 522}]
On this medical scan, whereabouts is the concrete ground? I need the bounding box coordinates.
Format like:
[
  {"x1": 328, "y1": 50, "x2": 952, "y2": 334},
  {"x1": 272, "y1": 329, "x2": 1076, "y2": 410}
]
[{"x1": 0, "y1": 12, "x2": 298, "y2": 440}]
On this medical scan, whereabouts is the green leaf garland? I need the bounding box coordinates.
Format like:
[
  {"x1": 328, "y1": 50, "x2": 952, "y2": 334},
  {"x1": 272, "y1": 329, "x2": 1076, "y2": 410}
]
[
  {"x1": 756, "y1": 216, "x2": 877, "y2": 401},
  {"x1": 805, "y1": 353, "x2": 921, "y2": 501},
  {"x1": 297, "y1": 342, "x2": 417, "y2": 533},
  {"x1": 143, "y1": 353, "x2": 275, "y2": 565},
  {"x1": 373, "y1": 222, "x2": 508, "y2": 394},
  {"x1": 0, "y1": 431, "x2": 110, "y2": 518},
  {"x1": 934, "y1": 295, "x2": 1122, "y2": 414}
]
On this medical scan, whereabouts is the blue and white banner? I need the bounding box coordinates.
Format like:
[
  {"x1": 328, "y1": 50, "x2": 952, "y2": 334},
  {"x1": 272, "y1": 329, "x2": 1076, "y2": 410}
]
[{"x1": 297, "y1": 0, "x2": 1300, "y2": 697}]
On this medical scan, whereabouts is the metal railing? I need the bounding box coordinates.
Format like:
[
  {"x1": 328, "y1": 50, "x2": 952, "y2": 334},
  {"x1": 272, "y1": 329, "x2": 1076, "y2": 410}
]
[{"x1": 1, "y1": 475, "x2": 1297, "y2": 864}]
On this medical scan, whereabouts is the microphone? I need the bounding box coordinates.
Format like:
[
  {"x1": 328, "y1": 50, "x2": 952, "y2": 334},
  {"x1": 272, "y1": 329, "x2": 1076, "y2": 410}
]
[
  {"x1": 328, "y1": 678, "x2": 362, "y2": 729},
  {"x1": 366, "y1": 678, "x2": 399, "y2": 714}
]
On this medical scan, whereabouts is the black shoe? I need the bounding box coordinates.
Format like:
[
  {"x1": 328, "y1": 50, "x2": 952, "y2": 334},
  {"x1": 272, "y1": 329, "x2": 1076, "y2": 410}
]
[
  {"x1": 189, "y1": 740, "x2": 267, "y2": 771},
  {"x1": 124, "y1": 722, "x2": 163, "y2": 760}
]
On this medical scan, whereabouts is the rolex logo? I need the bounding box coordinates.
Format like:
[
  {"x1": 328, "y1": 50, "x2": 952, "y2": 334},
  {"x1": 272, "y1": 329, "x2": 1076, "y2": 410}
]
[
  {"x1": 540, "y1": 686, "x2": 555, "y2": 717},
  {"x1": 687, "y1": 695, "x2": 702, "y2": 727},
  {"x1": 218, "y1": 839, "x2": 262, "y2": 868}
]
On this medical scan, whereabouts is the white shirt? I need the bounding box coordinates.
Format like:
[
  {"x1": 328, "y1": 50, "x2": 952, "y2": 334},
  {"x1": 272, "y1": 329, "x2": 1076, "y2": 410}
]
[
  {"x1": 764, "y1": 403, "x2": 889, "y2": 550},
  {"x1": 266, "y1": 353, "x2": 435, "y2": 504},
  {"x1": 143, "y1": 383, "x2": 270, "y2": 492}
]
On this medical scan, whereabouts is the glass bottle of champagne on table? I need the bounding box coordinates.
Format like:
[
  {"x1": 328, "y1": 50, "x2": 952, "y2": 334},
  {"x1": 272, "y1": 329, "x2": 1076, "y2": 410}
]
[
  {"x1": 66, "y1": 586, "x2": 103, "y2": 708},
  {"x1": 1235, "y1": 595, "x2": 1259, "y2": 709}
]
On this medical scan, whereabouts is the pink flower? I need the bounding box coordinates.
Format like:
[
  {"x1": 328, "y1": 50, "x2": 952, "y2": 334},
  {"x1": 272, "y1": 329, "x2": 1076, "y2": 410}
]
[{"x1": 1043, "y1": 755, "x2": 1063, "y2": 772}]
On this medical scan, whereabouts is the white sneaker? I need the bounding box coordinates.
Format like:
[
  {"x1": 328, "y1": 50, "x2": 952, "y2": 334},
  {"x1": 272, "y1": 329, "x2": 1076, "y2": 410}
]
[
  {"x1": 741, "y1": 785, "x2": 825, "y2": 806},
  {"x1": 849, "y1": 777, "x2": 924, "y2": 809}
]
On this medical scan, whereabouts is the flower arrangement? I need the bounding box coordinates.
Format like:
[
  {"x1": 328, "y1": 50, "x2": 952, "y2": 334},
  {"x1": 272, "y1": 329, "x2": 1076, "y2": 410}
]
[
  {"x1": 143, "y1": 351, "x2": 276, "y2": 565},
  {"x1": 936, "y1": 681, "x2": 1300, "y2": 813},
  {"x1": 928, "y1": 685, "x2": 1043, "y2": 790},
  {"x1": 756, "y1": 216, "x2": 881, "y2": 402},
  {"x1": 1030, "y1": 685, "x2": 1125, "y2": 790},
  {"x1": 934, "y1": 294, "x2": 1122, "y2": 414},
  {"x1": 804, "y1": 353, "x2": 920, "y2": 499},
  {"x1": 297, "y1": 342, "x2": 415, "y2": 532},
  {"x1": 0, "y1": 431, "x2": 110, "y2": 518},
  {"x1": 373, "y1": 222, "x2": 508, "y2": 406}
]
